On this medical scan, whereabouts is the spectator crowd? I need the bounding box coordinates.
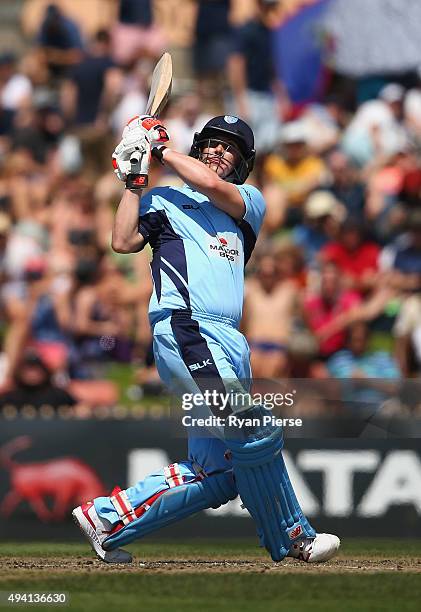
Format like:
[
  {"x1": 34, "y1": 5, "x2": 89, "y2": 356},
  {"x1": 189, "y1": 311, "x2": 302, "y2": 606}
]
[{"x1": 0, "y1": 0, "x2": 421, "y2": 417}]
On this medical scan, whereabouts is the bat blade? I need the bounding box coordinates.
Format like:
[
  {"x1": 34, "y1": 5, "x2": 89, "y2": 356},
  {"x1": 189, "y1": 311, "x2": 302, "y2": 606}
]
[
  {"x1": 129, "y1": 52, "x2": 173, "y2": 167},
  {"x1": 145, "y1": 52, "x2": 173, "y2": 117}
]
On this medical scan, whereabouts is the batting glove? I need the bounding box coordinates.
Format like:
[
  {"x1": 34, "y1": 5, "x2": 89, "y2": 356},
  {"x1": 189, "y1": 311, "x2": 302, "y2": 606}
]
[
  {"x1": 112, "y1": 135, "x2": 151, "y2": 189},
  {"x1": 123, "y1": 115, "x2": 169, "y2": 147}
]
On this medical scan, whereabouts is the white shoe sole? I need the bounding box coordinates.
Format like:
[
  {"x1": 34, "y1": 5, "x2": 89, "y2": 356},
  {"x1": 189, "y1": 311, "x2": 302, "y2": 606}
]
[{"x1": 72, "y1": 507, "x2": 132, "y2": 564}]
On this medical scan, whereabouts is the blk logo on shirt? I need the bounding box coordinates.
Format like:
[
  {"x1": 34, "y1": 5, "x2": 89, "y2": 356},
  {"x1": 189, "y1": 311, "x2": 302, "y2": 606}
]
[{"x1": 189, "y1": 359, "x2": 213, "y2": 372}]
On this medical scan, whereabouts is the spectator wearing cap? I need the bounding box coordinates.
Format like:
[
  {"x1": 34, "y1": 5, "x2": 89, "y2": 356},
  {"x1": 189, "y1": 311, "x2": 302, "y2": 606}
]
[
  {"x1": 320, "y1": 218, "x2": 380, "y2": 292},
  {"x1": 292, "y1": 190, "x2": 344, "y2": 264},
  {"x1": 263, "y1": 121, "x2": 328, "y2": 228},
  {"x1": 227, "y1": 0, "x2": 287, "y2": 152},
  {"x1": 342, "y1": 83, "x2": 407, "y2": 166}
]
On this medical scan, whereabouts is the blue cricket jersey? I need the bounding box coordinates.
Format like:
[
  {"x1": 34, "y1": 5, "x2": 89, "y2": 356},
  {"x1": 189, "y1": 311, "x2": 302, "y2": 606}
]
[{"x1": 137, "y1": 183, "x2": 265, "y2": 327}]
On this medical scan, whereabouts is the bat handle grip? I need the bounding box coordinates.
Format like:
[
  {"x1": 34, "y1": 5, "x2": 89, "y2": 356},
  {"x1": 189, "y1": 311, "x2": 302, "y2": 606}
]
[{"x1": 130, "y1": 151, "x2": 142, "y2": 165}]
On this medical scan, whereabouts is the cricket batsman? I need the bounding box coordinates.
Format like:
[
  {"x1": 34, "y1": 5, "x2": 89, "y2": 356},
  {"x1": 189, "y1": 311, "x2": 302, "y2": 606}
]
[{"x1": 72, "y1": 114, "x2": 340, "y2": 564}]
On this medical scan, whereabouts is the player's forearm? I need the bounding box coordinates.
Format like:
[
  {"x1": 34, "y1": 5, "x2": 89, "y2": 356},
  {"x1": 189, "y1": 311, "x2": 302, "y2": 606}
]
[
  {"x1": 112, "y1": 189, "x2": 144, "y2": 253},
  {"x1": 161, "y1": 148, "x2": 245, "y2": 219}
]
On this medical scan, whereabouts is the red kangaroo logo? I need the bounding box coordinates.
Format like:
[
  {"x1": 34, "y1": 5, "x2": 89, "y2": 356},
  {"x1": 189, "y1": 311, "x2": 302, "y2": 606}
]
[{"x1": 0, "y1": 436, "x2": 105, "y2": 522}]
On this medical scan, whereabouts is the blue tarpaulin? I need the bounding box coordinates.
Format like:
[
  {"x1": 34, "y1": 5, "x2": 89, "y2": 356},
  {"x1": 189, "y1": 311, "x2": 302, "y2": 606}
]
[{"x1": 272, "y1": 0, "x2": 331, "y2": 104}]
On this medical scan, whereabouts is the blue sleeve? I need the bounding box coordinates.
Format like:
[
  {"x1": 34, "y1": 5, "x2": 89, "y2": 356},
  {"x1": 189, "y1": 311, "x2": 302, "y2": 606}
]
[
  {"x1": 138, "y1": 189, "x2": 166, "y2": 248},
  {"x1": 236, "y1": 184, "x2": 266, "y2": 238}
]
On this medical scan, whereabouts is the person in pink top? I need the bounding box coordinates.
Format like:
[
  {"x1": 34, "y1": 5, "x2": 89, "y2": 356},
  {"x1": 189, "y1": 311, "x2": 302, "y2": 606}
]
[
  {"x1": 320, "y1": 218, "x2": 380, "y2": 291},
  {"x1": 304, "y1": 261, "x2": 362, "y2": 359}
]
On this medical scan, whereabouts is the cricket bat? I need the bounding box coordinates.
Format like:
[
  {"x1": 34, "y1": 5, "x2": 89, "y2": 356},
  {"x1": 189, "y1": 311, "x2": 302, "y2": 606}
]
[{"x1": 129, "y1": 52, "x2": 173, "y2": 166}]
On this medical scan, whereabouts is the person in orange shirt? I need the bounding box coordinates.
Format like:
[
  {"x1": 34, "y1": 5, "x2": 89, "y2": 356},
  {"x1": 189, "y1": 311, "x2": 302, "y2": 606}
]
[{"x1": 263, "y1": 121, "x2": 328, "y2": 230}]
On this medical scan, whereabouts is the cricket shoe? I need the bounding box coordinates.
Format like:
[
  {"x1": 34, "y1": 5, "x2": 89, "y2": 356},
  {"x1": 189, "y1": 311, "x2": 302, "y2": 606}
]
[
  {"x1": 72, "y1": 502, "x2": 132, "y2": 564},
  {"x1": 288, "y1": 533, "x2": 340, "y2": 563}
]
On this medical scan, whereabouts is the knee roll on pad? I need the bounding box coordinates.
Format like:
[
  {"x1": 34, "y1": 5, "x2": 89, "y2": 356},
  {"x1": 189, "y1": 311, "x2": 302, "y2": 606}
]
[
  {"x1": 227, "y1": 431, "x2": 315, "y2": 561},
  {"x1": 103, "y1": 469, "x2": 237, "y2": 550}
]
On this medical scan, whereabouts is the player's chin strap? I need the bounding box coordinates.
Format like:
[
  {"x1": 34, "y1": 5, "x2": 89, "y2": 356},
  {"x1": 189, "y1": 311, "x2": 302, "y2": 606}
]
[
  {"x1": 224, "y1": 406, "x2": 316, "y2": 562},
  {"x1": 101, "y1": 461, "x2": 236, "y2": 551}
]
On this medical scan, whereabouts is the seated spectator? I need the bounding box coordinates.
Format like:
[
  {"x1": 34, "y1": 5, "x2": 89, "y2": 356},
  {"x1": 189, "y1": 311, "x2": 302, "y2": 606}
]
[
  {"x1": 3, "y1": 256, "x2": 71, "y2": 373},
  {"x1": 320, "y1": 218, "x2": 380, "y2": 292},
  {"x1": 49, "y1": 178, "x2": 99, "y2": 261},
  {"x1": 263, "y1": 121, "x2": 327, "y2": 227},
  {"x1": 327, "y1": 322, "x2": 400, "y2": 413},
  {"x1": 292, "y1": 191, "x2": 344, "y2": 264},
  {"x1": 36, "y1": 4, "x2": 84, "y2": 78},
  {"x1": 303, "y1": 261, "x2": 362, "y2": 360},
  {"x1": 11, "y1": 101, "x2": 65, "y2": 165},
  {"x1": 365, "y1": 143, "x2": 416, "y2": 242},
  {"x1": 299, "y1": 96, "x2": 343, "y2": 154},
  {"x1": 325, "y1": 150, "x2": 366, "y2": 222},
  {"x1": 71, "y1": 256, "x2": 133, "y2": 376},
  {"x1": 0, "y1": 348, "x2": 77, "y2": 411},
  {"x1": 26, "y1": 257, "x2": 71, "y2": 371},
  {"x1": 242, "y1": 247, "x2": 301, "y2": 377},
  {"x1": 342, "y1": 83, "x2": 407, "y2": 166}
]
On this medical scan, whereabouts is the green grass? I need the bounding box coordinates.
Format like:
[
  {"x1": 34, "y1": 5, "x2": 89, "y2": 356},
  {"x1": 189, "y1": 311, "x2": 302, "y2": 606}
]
[
  {"x1": 0, "y1": 538, "x2": 420, "y2": 558},
  {"x1": 2, "y1": 573, "x2": 421, "y2": 612},
  {"x1": 0, "y1": 540, "x2": 420, "y2": 612}
]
